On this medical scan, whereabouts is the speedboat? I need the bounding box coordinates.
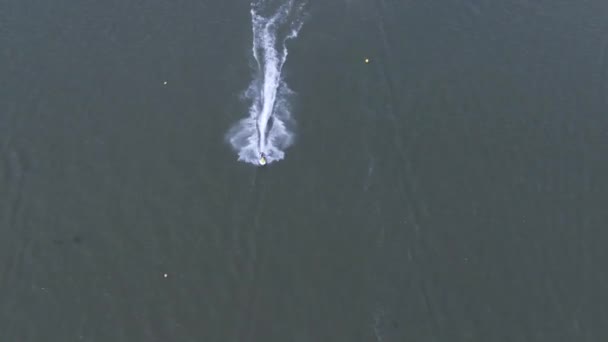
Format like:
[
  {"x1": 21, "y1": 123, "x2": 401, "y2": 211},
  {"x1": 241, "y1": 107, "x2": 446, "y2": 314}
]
[{"x1": 259, "y1": 153, "x2": 267, "y2": 166}]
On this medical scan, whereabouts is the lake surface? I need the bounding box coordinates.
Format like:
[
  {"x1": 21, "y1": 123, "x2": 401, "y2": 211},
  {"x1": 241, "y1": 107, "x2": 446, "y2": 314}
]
[{"x1": 1, "y1": 0, "x2": 608, "y2": 341}]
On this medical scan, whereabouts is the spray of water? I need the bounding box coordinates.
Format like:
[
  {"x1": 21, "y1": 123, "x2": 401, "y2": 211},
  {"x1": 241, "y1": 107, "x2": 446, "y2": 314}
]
[{"x1": 226, "y1": 0, "x2": 306, "y2": 165}]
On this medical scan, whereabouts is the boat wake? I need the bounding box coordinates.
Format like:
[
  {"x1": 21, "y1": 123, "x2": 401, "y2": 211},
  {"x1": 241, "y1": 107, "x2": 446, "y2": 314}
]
[{"x1": 226, "y1": 0, "x2": 306, "y2": 166}]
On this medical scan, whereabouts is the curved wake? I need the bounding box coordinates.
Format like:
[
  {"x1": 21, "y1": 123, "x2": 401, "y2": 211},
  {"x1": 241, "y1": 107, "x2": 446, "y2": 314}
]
[{"x1": 226, "y1": 0, "x2": 306, "y2": 165}]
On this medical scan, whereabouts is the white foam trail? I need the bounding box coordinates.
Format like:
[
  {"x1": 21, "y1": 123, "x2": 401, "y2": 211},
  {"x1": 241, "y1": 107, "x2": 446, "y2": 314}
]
[{"x1": 226, "y1": 0, "x2": 306, "y2": 165}]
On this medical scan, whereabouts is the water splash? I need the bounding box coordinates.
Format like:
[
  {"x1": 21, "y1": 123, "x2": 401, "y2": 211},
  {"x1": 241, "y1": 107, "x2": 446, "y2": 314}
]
[{"x1": 226, "y1": 0, "x2": 306, "y2": 166}]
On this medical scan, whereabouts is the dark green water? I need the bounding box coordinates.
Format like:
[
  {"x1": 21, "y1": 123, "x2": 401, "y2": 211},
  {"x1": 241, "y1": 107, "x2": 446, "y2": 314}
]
[{"x1": 1, "y1": 0, "x2": 608, "y2": 341}]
